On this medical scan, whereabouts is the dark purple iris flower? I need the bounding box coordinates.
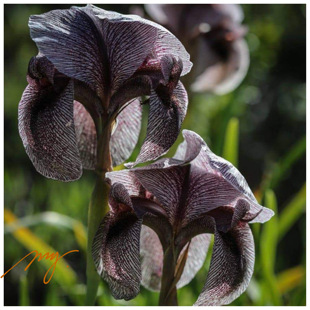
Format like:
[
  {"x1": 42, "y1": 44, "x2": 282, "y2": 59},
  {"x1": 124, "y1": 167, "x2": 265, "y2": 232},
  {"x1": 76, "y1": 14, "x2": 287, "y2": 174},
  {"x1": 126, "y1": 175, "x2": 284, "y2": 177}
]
[
  {"x1": 92, "y1": 130, "x2": 273, "y2": 305},
  {"x1": 18, "y1": 4, "x2": 192, "y2": 181},
  {"x1": 145, "y1": 4, "x2": 249, "y2": 94}
]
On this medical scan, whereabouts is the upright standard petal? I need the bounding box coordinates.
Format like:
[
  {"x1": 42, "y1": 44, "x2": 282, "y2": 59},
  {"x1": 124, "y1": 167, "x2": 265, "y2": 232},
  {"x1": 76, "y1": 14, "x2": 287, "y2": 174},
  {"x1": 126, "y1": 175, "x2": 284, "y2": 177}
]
[
  {"x1": 179, "y1": 130, "x2": 274, "y2": 223},
  {"x1": 91, "y1": 5, "x2": 192, "y2": 76},
  {"x1": 18, "y1": 80, "x2": 82, "y2": 181},
  {"x1": 195, "y1": 222, "x2": 254, "y2": 306},
  {"x1": 92, "y1": 211, "x2": 142, "y2": 300},
  {"x1": 29, "y1": 7, "x2": 108, "y2": 101},
  {"x1": 29, "y1": 5, "x2": 161, "y2": 99}
]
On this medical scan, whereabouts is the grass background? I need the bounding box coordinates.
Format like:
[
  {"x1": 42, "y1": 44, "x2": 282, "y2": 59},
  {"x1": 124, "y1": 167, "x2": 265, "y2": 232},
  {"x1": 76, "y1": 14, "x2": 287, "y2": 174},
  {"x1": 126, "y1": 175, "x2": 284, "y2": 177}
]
[{"x1": 4, "y1": 4, "x2": 306, "y2": 306}]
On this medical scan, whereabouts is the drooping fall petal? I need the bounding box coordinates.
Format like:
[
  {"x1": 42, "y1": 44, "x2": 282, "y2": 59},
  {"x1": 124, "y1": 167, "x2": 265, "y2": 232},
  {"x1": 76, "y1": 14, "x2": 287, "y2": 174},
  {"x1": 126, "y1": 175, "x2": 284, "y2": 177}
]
[
  {"x1": 92, "y1": 211, "x2": 142, "y2": 300},
  {"x1": 128, "y1": 81, "x2": 188, "y2": 166},
  {"x1": 194, "y1": 222, "x2": 254, "y2": 306},
  {"x1": 18, "y1": 80, "x2": 82, "y2": 181}
]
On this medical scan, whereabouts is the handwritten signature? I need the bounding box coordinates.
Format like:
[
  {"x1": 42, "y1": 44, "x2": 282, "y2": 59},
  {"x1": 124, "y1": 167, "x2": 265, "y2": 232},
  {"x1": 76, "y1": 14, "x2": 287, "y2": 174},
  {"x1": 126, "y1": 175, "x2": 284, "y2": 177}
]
[{"x1": 1, "y1": 250, "x2": 79, "y2": 284}]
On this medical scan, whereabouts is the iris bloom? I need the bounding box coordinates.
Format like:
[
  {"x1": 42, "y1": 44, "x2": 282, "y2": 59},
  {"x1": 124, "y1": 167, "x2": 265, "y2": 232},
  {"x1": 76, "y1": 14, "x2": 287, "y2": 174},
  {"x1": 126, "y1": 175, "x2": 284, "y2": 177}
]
[
  {"x1": 18, "y1": 4, "x2": 191, "y2": 181},
  {"x1": 146, "y1": 4, "x2": 249, "y2": 94},
  {"x1": 92, "y1": 130, "x2": 273, "y2": 305}
]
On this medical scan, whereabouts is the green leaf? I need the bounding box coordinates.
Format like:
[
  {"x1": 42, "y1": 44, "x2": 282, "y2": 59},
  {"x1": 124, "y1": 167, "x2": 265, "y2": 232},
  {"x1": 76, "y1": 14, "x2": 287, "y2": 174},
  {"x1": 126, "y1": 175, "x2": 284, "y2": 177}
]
[
  {"x1": 19, "y1": 274, "x2": 30, "y2": 306},
  {"x1": 265, "y1": 136, "x2": 305, "y2": 190},
  {"x1": 277, "y1": 265, "x2": 305, "y2": 294},
  {"x1": 278, "y1": 183, "x2": 306, "y2": 241},
  {"x1": 222, "y1": 117, "x2": 239, "y2": 167},
  {"x1": 4, "y1": 208, "x2": 78, "y2": 287},
  {"x1": 4, "y1": 211, "x2": 87, "y2": 253},
  {"x1": 260, "y1": 189, "x2": 282, "y2": 305}
]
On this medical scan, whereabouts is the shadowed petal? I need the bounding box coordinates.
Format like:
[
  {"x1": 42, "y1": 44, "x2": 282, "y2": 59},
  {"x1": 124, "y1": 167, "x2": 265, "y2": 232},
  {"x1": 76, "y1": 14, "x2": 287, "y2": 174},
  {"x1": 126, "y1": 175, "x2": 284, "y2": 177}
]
[
  {"x1": 110, "y1": 99, "x2": 142, "y2": 166},
  {"x1": 133, "y1": 166, "x2": 188, "y2": 224},
  {"x1": 18, "y1": 80, "x2": 82, "y2": 181},
  {"x1": 140, "y1": 226, "x2": 211, "y2": 291},
  {"x1": 128, "y1": 81, "x2": 188, "y2": 167},
  {"x1": 74, "y1": 99, "x2": 142, "y2": 169},
  {"x1": 73, "y1": 101, "x2": 97, "y2": 170},
  {"x1": 140, "y1": 225, "x2": 163, "y2": 291},
  {"x1": 177, "y1": 234, "x2": 211, "y2": 288},
  {"x1": 92, "y1": 211, "x2": 142, "y2": 300},
  {"x1": 106, "y1": 169, "x2": 143, "y2": 197},
  {"x1": 195, "y1": 222, "x2": 254, "y2": 306}
]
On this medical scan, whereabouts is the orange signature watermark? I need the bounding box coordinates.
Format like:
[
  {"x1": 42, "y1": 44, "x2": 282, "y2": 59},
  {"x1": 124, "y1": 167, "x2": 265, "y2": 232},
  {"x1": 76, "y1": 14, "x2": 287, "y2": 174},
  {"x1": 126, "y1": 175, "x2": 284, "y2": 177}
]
[{"x1": 1, "y1": 250, "x2": 79, "y2": 284}]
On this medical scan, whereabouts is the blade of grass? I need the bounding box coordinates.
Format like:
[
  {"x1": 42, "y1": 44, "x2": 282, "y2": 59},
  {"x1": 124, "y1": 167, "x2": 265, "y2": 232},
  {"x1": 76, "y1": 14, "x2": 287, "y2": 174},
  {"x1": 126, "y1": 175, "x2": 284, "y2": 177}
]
[
  {"x1": 260, "y1": 189, "x2": 281, "y2": 305},
  {"x1": 277, "y1": 265, "x2": 305, "y2": 294},
  {"x1": 278, "y1": 183, "x2": 306, "y2": 241},
  {"x1": 263, "y1": 136, "x2": 305, "y2": 191},
  {"x1": 19, "y1": 274, "x2": 30, "y2": 306},
  {"x1": 4, "y1": 211, "x2": 87, "y2": 253},
  {"x1": 4, "y1": 208, "x2": 77, "y2": 287},
  {"x1": 222, "y1": 117, "x2": 239, "y2": 167}
]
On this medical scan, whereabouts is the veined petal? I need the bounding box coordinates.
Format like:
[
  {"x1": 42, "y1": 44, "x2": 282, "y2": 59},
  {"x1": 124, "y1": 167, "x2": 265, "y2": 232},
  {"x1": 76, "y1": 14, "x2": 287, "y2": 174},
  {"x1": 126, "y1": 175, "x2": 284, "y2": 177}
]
[
  {"x1": 110, "y1": 99, "x2": 142, "y2": 166},
  {"x1": 173, "y1": 129, "x2": 205, "y2": 164},
  {"x1": 177, "y1": 234, "x2": 211, "y2": 288},
  {"x1": 140, "y1": 226, "x2": 211, "y2": 291},
  {"x1": 133, "y1": 166, "x2": 188, "y2": 224},
  {"x1": 92, "y1": 211, "x2": 142, "y2": 300},
  {"x1": 101, "y1": 17, "x2": 158, "y2": 93},
  {"x1": 29, "y1": 7, "x2": 108, "y2": 101},
  {"x1": 106, "y1": 169, "x2": 144, "y2": 197},
  {"x1": 18, "y1": 80, "x2": 82, "y2": 181},
  {"x1": 128, "y1": 81, "x2": 188, "y2": 167},
  {"x1": 178, "y1": 130, "x2": 274, "y2": 223},
  {"x1": 74, "y1": 98, "x2": 142, "y2": 169},
  {"x1": 73, "y1": 101, "x2": 97, "y2": 170},
  {"x1": 91, "y1": 5, "x2": 192, "y2": 76},
  {"x1": 194, "y1": 222, "x2": 254, "y2": 306},
  {"x1": 140, "y1": 225, "x2": 163, "y2": 291}
]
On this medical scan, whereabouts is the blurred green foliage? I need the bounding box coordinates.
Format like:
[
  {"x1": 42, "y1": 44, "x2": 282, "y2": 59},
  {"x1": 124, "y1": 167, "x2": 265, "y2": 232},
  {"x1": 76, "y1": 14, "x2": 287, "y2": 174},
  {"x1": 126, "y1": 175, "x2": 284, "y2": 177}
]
[{"x1": 4, "y1": 4, "x2": 305, "y2": 306}]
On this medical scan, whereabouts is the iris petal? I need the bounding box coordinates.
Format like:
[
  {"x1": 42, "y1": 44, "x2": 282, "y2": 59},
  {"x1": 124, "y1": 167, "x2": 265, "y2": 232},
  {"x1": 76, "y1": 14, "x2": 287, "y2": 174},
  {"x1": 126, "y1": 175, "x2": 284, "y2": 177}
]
[
  {"x1": 92, "y1": 211, "x2": 142, "y2": 300},
  {"x1": 140, "y1": 226, "x2": 211, "y2": 291},
  {"x1": 128, "y1": 81, "x2": 188, "y2": 167},
  {"x1": 110, "y1": 99, "x2": 142, "y2": 166},
  {"x1": 18, "y1": 80, "x2": 82, "y2": 181},
  {"x1": 195, "y1": 222, "x2": 254, "y2": 306}
]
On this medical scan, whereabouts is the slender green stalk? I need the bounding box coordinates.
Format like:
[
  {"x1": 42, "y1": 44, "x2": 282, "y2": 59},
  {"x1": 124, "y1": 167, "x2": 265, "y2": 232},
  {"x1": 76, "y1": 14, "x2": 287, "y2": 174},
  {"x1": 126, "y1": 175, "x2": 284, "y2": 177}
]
[
  {"x1": 85, "y1": 120, "x2": 112, "y2": 305},
  {"x1": 158, "y1": 245, "x2": 178, "y2": 306},
  {"x1": 85, "y1": 176, "x2": 110, "y2": 305}
]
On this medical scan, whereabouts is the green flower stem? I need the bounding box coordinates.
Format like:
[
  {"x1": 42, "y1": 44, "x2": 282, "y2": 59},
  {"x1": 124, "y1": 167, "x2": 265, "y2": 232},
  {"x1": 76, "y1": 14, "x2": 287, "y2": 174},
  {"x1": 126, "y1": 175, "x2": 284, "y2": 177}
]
[
  {"x1": 85, "y1": 120, "x2": 112, "y2": 305},
  {"x1": 85, "y1": 176, "x2": 110, "y2": 305},
  {"x1": 158, "y1": 245, "x2": 178, "y2": 306}
]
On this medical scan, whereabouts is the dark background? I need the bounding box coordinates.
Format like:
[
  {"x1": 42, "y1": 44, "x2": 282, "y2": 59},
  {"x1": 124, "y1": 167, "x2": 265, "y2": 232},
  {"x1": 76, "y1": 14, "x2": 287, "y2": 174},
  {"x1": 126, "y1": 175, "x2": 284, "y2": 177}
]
[{"x1": 4, "y1": 4, "x2": 306, "y2": 306}]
